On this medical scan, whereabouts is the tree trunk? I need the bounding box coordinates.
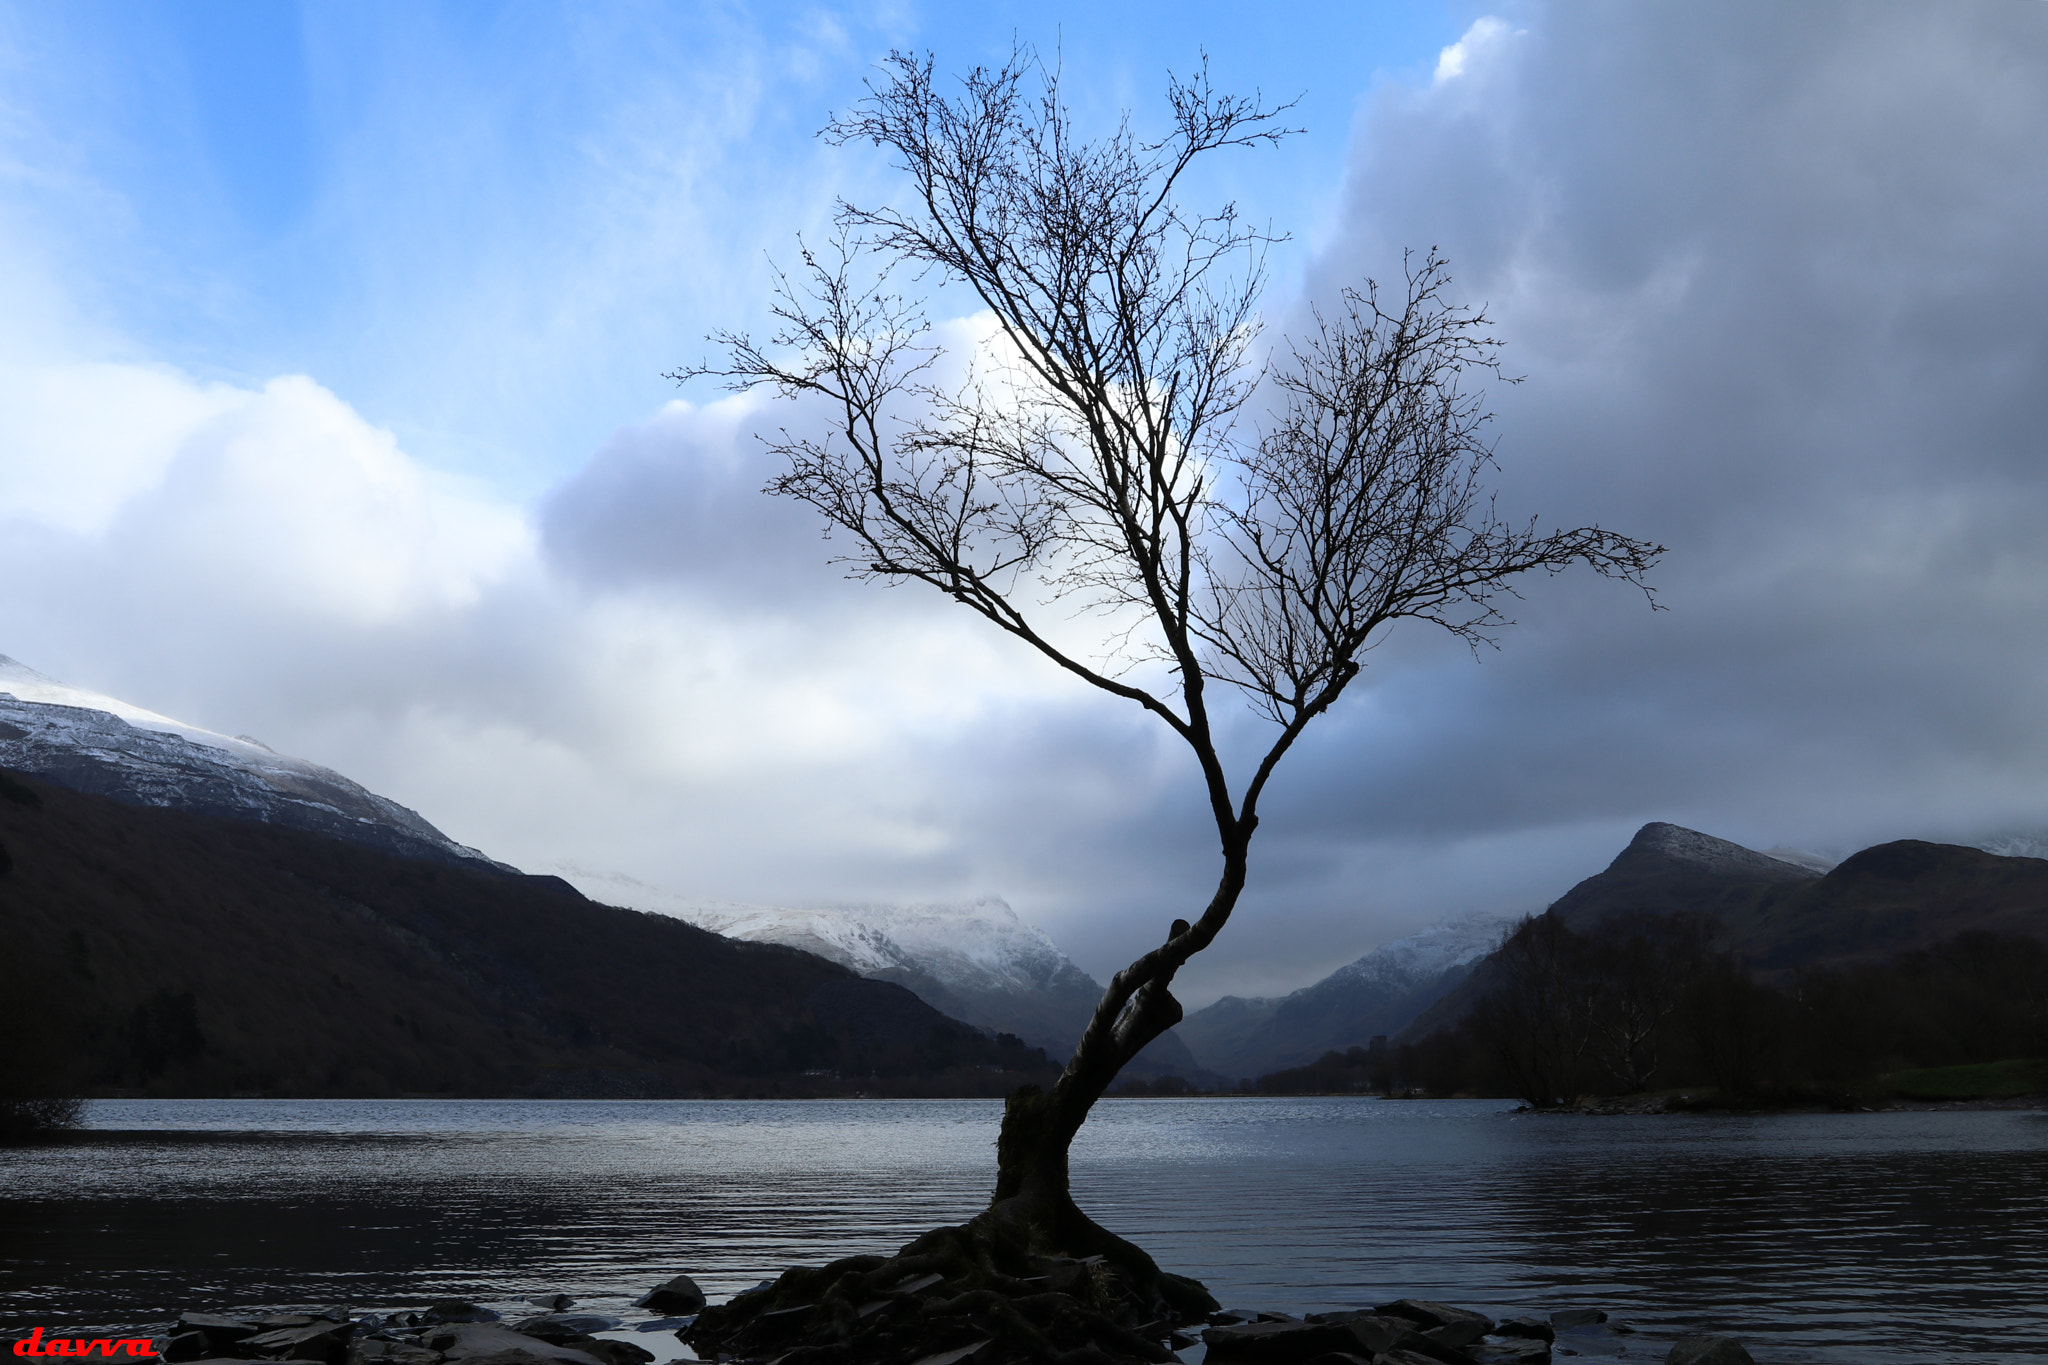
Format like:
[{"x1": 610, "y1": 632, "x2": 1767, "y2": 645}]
[{"x1": 974, "y1": 843, "x2": 1248, "y2": 1289}]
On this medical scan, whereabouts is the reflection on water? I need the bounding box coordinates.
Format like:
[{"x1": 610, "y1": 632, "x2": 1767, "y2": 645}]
[{"x1": 2, "y1": 1098, "x2": 2043, "y2": 1364}]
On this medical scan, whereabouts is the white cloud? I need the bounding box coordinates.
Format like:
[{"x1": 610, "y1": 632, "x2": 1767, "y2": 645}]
[{"x1": 1432, "y1": 16, "x2": 1511, "y2": 85}]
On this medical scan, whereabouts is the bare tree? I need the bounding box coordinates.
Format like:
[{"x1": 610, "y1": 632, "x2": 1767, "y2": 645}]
[
  {"x1": 677, "y1": 49, "x2": 1660, "y2": 1306},
  {"x1": 1582, "y1": 911, "x2": 1716, "y2": 1093}
]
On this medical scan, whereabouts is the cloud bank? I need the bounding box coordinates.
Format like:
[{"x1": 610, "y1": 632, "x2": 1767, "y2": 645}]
[{"x1": 3, "y1": 2, "x2": 2046, "y2": 1003}]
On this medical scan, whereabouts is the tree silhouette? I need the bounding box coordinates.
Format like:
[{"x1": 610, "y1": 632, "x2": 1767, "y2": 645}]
[{"x1": 677, "y1": 47, "x2": 1661, "y2": 1313}]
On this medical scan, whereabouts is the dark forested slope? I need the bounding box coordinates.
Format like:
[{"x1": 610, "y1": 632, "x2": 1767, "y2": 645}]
[{"x1": 0, "y1": 769, "x2": 1051, "y2": 1098}]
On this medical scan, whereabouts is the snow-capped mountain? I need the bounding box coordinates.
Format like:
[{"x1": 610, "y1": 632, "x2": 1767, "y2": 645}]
[
  {"x1": 1321, "y1": 914, "x2": 1513, "y2": 994},
  {"x1": 0, "y1": 655, "x2": 505, "y2": 869},
  {"x1": 1176, "y1": 912, "x2": 1512, "y2": 1081},
  {"x1": 553, "y1": 867, "x2": 1206, "y2": 1075}
]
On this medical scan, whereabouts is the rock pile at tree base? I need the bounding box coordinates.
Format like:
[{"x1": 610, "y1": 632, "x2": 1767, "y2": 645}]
[{"x1": 109, "y1": 1279, "x2": 1759, "y2": 1365}]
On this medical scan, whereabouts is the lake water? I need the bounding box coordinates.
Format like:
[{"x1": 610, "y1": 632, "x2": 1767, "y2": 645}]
[{"x1": 2, "y1": 1097, "x2": 2044, "y2": 1364}]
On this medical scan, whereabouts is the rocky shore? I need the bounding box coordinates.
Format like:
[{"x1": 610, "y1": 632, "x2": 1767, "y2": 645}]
[{"x1": 116, "y1": 1278, "x2": 1762, "y2": 1365}]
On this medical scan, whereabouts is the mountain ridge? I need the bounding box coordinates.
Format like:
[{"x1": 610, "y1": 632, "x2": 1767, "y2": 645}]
[{"x1": 0, "y1": 655, "x2": 504, "y2": 870}]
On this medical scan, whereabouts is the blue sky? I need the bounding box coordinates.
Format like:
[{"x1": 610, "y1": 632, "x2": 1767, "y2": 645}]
[
  {"x1": 4, "y1": 3, "x2": 2047, "y2": 1003},
  {"x1": 10, "y1": 1, "x2": 1468, "y2": 492}
]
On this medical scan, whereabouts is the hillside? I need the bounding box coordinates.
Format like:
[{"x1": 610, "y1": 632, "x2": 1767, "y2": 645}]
[
  {"x1": 566, "y1": 872, "x2": 1212, "y2": 1080},
  {"x1": 1177, "y1": 915, "x2": 1507, "y2": 1080},
  {"x1": 1399, "y1": 822, "x2": 2048, "y2": 1044},
  {"x1": 0, "y1": 655, "x2": 502, "y2": 869},
  {"x1": 0, "y1": 769, "x2": 1053, "y2": 1099}
]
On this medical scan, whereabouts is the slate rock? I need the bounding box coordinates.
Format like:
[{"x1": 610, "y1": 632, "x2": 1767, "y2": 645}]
[
  {"x1": 527, "y1": 1299, "x2": 575, "y2": 1313},
  {"x1": 344, "y1": 1340, "x2": 443, "y2": 1365},
  {"x1": 509, "y1": 1317, "x2": 621, "y2": 1343},
  {"x1": 419, "y1": 1325, "x2": 604, "y2": 1365},
  {"x1": 636, "y1": 1275, "x2": 706, "y2": 1316},
  {"x1": 1550, "y1": 1310, "x2": 1607, "y2": 1331},
  {"x1": 1378, "y1": 1301, "x2": 1496, "y2": 1337},
  {"x1": 1472, "y1": 1340, "x2": 1551, "y2": 1364},
  {"x1": 1492, "y1": 1318, "x2": 1556, "y2": 1344},
  {"x1": 176, "y1": 1315, "x2": 260, "y2": 1346},
  {"x1": 241, "y1": 1322, "x2": 355, "y2": 1365},
  {"x1": 161, "y1": 1331, "x2": 213, "y2": 1362},
  {"x1": 1667, "y1": 1337, "x2": 1755, "y2": 1365},
  {"x1": 1202, "y1": 1318, "x2": 1370, "y2": 1361},
  {"x1": 422, "y1": 1304, "x2": 501, "y2": 1327}
]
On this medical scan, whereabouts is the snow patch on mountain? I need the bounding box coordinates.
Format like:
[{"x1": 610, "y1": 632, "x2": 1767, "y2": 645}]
[
  {"x1": 554, "y1": 867, "x2": 1095, "y2": 1001},
  {"x1": 1325, "y1": 912, "x2": 1514, "y2": 993},
  {"x1": 0, "y1": 654, "x2": 505, "y2": 869}
]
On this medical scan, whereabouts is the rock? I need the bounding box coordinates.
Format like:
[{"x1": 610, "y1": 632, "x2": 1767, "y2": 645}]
[
  {"x1": 419, "y1": 1325, "x2": 604, "y2": 1365},
  {"x1": 1377, "y1": 1301, "x2": 1496, "y2": 1337},
  {"x1": 1201, "y1": 1319, "x2": 1371, "y2": 1361},
  {"x1": 1667, "y1": 1337, "x2": 1755, "y2": 1365},
  {"x1": 422, "y1": 1304, "x2": 501, "y2": 1327},
  {"x1": 509, "y1": 1317, "x2": 622, "y2": 1342},
  {"x1": 1550, "y1": 1309, "x2": 1607, "y2": 1331},
  {"x1": 527, "y1": 1298, "x2": 574, "y2": 1313},
  {"x1": 160, "y1": 1331, "x2": 212, "y2": 1362},
  {"x1": 1472, "y1": 1340, "x2": 1551, "y2": 1364},
  {"x1": 636, "y1": 1275, "x2": 706, "y2": 1316},
  {"x1": 345, "y1": 1340, "x2": 443, "y2": 1365},
  {"x1": 175, "y1": 1314, "x2": 260, "y2": 1347},
  {"x1": 252, "y1": 1318, "x2": 320, "y2": 1330},
  {"x1": 241, "y1": 1321, "x2": 355, "y2": 1365},
  {"x1": 1211, "y1": 1309, "x2": 1258, "y2": 1325},
  {"x1": 1379, "y1": 1353, "x2": 1455, "y2": 1365},
  {"x1": 907, "y1": 1342, "x2": 993, "y2": 1365},
  {"x1": 1492, "y1": 1317, "x2": 1556, "y2": 1343}
]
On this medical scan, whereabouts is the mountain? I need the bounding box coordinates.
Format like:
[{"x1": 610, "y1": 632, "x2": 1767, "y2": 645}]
[
  {"x1": 0, "y1": 769, "x2": 1054, "y2": 1098},
  {"x1": 1176, "y1": 914, "x2": 1511, "y2": 1080},
  {"x1": 1545, "y1": 821, "x2": 1824, "y2": 930},
  {"x1": 1398, "y1": 821, "x2": 2048, "y2": 1043},
  {"x1": 0, "y1": 655, "x2": 503, "y2": 870},
  {"x1": 558, "y1": 870, "x2": 1213, "y2": 1080}
]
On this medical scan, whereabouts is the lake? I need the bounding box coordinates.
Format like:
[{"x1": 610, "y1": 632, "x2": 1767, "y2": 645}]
[{"x1": 2, "y1": 1097, "x2": 2044, "y2": 1363}]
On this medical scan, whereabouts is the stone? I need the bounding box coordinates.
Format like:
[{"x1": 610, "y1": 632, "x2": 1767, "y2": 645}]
[
  {"x1": 241, "y1": 1322, "x2": 355, "y2": 1365},
  {"x1": 635, "y1": 1275, "x2": 706, "y2": 1316},
  {"x1": 1550, "y1": 1309, "x2": 1607, "y2": 1331},
  {"x1": 1667, "y1": 1337, "x2": 1755, "y2": 1365},
  {"x1": 527, "y1": 1299, "x2": 574, "y2": 1313},
  {"x1": 422, "y1": 1304, "x2": 500, "y2": 1327},
  {"x1": 175, "y1": 1315, "x2": 259, "y2": 1346},
  {"x1": 345, "y1": 1340, "x2": 442, "y2": 1365},
  {"x1": 159, "y1": 1331, "x2": 212, "y2": 1362},
  {"x1": 1426, "y1": 1320, "x2": 1490, "y2": 1350},
  {"x1": 1492, "y1": 1317, "x2": 1556, "y2": 1343},
  {"x1": 418, "y1": 1325, "x2": 603, "y2": 1365},
  {"x1": 1202, "y1": 1319, "x2": 1372, "y2": 1362},
  {"x1": 572, "y1": 1343, "x2": 652, "y2": 1365},
  {"x1": 1377, "y1": 1301, "x2": 1496, "y2": 1337},
  {"x1": 907, "y1": 1341, "x2": 992, "y2": 1365},
  {"x1": 1472, "y1": 1340, "x2": 1551, "y2": 1364},
  {"x1": 509, "y1": 1317, "x2": 621, "y2": 1343}
]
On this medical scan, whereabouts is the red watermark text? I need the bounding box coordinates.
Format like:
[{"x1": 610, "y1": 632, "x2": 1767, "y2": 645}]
[{"x1": 10, "y1": 1330, "x2": 158, "y2": 1358}]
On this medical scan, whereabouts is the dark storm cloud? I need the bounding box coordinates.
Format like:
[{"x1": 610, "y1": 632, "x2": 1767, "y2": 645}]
[
  {"x1": 505, "y1": 3, "x2": 2048, "y2": 995},
  {"x1": 1253, "y1": 1, "x2": 2048, "y2": 863}
]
